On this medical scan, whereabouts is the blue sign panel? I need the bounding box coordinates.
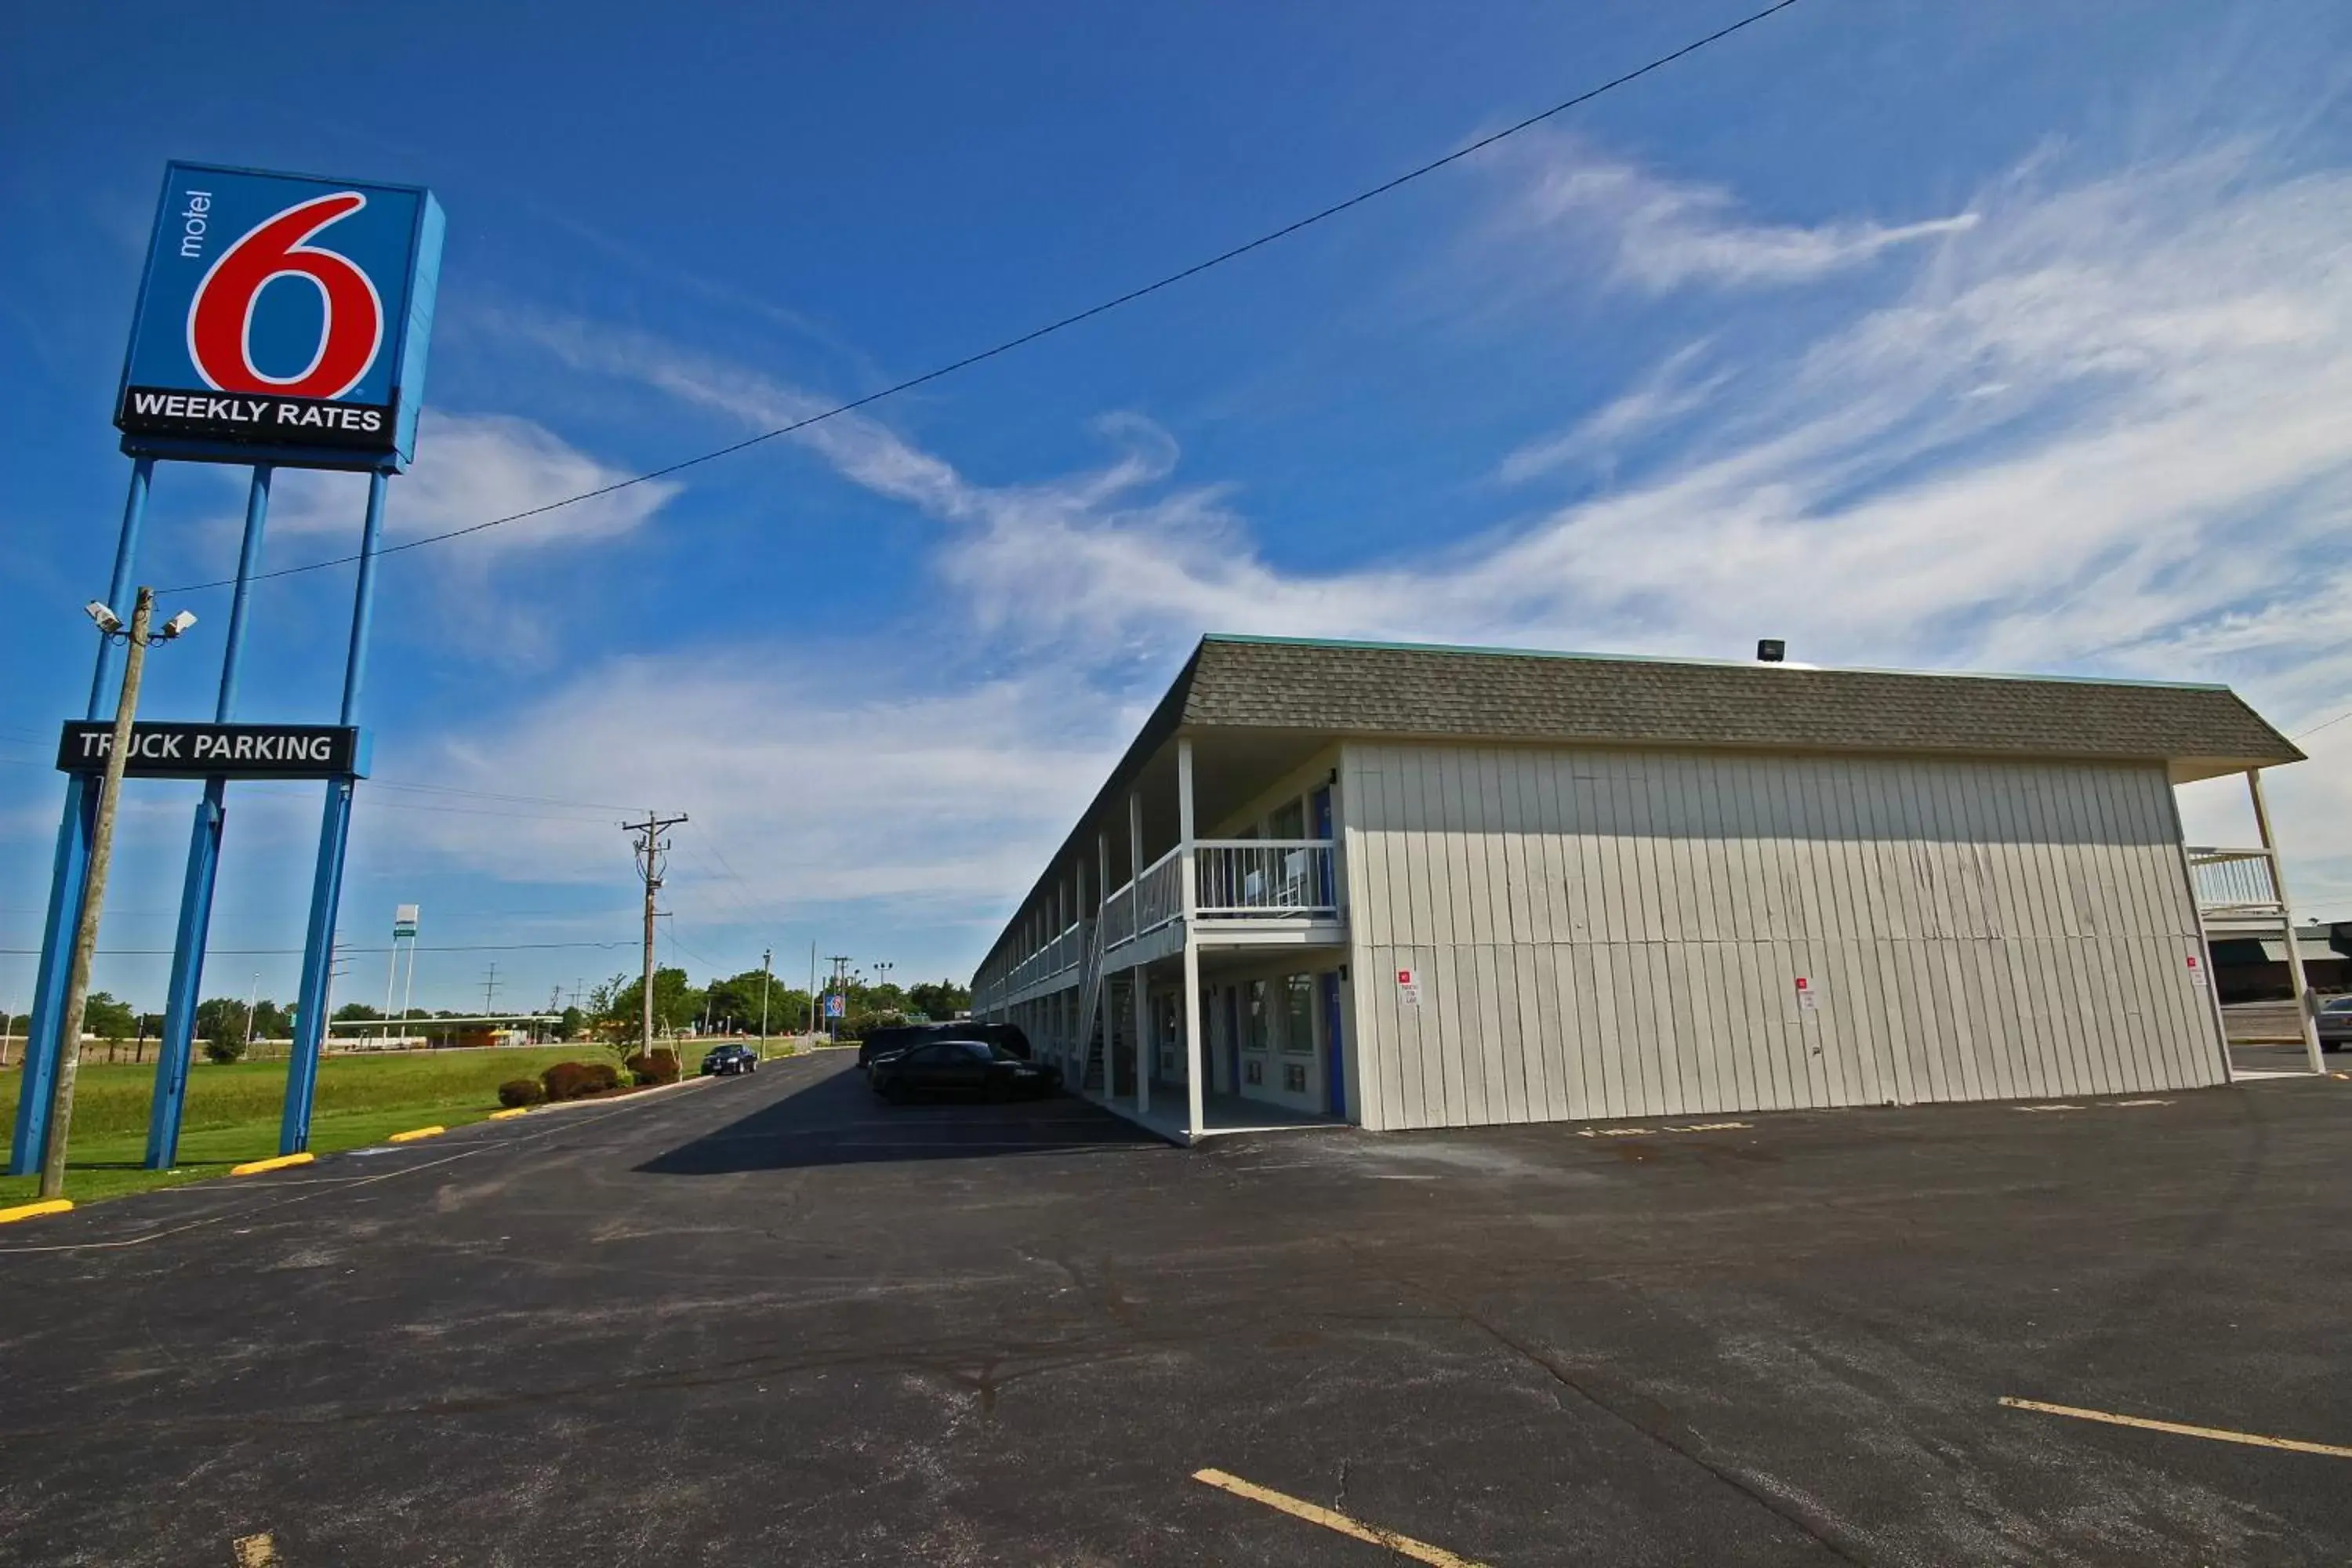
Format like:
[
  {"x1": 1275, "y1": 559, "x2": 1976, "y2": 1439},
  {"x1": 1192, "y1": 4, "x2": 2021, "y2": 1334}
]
[{"x1": 115, "y1": 162, "x2": 444, "y2": 470}]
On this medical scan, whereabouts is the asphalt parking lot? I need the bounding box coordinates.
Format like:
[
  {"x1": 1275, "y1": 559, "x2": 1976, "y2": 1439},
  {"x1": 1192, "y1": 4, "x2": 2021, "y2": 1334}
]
[{"x1": 2, "y1": 1053, "x2": 2348, "y2": 1566}]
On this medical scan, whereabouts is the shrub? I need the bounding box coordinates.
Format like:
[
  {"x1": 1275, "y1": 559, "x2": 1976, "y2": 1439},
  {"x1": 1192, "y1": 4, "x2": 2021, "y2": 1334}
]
[
  {"x1": 626, "y1": 1050, "x2": 680, "y2": 1087},
  {"x1": 540, "y1": 1060, "x2": 622, "y2": 1102},
  {"x1": 496, "y1": 1077, "x2": 544, "y2": 1109},
  {"x1": 203, "y1": 1036, "x2": 246, "y2": 1064},
  {"x1": 844, "y1": 1010, "x2": 908, "y2": 1042}
]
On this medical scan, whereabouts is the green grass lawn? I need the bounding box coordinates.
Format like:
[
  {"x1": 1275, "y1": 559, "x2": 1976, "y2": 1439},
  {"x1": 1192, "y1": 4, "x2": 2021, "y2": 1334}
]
[{"x1": 0, "y1": 1047, "x2": 615, "y2": 1208}]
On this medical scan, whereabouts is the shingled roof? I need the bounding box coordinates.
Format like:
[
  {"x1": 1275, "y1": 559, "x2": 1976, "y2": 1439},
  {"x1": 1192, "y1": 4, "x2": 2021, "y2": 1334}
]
[
  {"x1": 1171, "y1": 635, "x2": 2299, "y2": 779},
  {"x1": 978, "y1": 635, "x2": 2298, "y2": 973}
]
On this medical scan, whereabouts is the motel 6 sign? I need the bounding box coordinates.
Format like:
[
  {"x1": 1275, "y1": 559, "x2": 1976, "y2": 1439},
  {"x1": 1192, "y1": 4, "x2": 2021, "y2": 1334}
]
[{"x1": 115, "y1": 162, "x2": 444, "y2": 470}]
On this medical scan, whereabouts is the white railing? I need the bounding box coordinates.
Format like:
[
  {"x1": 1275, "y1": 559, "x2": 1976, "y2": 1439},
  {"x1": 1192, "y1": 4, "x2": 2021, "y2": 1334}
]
[
  {"x1": 980, "y1": 837, "x2": 1344, "y2": 1002},
  {"x1": 1194, "y1": 839, "x2": 1338, "y2": 916},
  {"x1": 1135, "y1": 845, "x2": 1183, "y2": 936},
  {"x1": 1102, "y1": 881, "x2": 1135, "y2": 947},
  {"x1": 2188, "y1": 848, "x2": 2283, "y2": 913}
]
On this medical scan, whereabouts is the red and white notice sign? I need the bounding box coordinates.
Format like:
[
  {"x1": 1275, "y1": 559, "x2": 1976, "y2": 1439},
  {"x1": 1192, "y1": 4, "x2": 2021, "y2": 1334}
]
[
  {"x1": 1396, "y1": 967, "x2": 1422, "y2": 1007},
  {"x1": 1794, "y1": 975, "x2": 1820, "y2": 1013}
]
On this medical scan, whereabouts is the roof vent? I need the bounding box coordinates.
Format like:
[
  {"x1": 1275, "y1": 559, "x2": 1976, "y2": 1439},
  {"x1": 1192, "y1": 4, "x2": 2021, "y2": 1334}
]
[{"x1": 1756, "y1": 639, "x2": 1786, "y2": 663}]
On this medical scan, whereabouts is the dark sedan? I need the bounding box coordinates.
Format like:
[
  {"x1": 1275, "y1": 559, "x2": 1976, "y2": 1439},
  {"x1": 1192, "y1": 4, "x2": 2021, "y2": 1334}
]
[
  {"x1": 868, "y1": 1040, "x2": 1061, "y2": 1101},
  {"x1": 2318, "y1": 996, "x2": 2352, "y2": 1050},
  {"x1": 700, "y1": 1044, "x2": 760, "y2": 1076},
  {"x1": 857, "y1": 1020, "x2": 1031, "y2": 1068}
]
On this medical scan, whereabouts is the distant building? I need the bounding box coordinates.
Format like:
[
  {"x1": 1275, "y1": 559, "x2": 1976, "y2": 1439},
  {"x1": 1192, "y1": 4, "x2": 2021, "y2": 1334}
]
[{"x1": 973, "y1": 635, "x2": 2306, "y2": 1142}]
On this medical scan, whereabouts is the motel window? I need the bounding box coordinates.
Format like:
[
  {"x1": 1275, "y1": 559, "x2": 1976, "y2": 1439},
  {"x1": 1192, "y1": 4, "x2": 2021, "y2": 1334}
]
[
  {"x1": 1269, "y1": 798, "x2": 1305, "y2": 840},
  {"x1": 1247, "y1": 979, "x2": 1271, "y2": 1053},
  {"x1": 1281, "y1": 973, "x2": 1314, "y2": 1054}
]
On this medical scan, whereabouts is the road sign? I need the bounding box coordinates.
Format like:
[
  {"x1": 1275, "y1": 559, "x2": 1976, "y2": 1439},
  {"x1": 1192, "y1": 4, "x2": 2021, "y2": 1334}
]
[
  {"x1": 55, "y1": 721, "x2": 365, "y2": 780},
  {"x1": 116, "y1": 162, "x2": 444, "y2": 470},
  {"x1": 824, "y1": 993, "x2": 846, "y2": 1019},
  {"x1": 393, "y1": 904, "x2": 419, "y2": 940}
]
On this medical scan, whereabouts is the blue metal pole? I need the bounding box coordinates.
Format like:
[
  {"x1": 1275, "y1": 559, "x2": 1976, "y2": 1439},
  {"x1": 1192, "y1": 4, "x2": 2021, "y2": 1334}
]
[
  {"x1": 11, "y1": 458, "x2": 150, "y2": 1177},
  {"x1": 281, "y1": 470, "x2": 388, "y2": 1155},
  {"x1": 282, "y1": 782, "x2": 353, "y2": 1153},
  {"x1": 145, "y1": 465, "x2": 273, "y2": 1169}
]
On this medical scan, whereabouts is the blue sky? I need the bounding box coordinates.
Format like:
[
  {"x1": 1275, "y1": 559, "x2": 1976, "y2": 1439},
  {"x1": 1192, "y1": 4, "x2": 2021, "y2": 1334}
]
[{"x1": 5, "y1": 2, "x2": 2350, "y2": 1016}]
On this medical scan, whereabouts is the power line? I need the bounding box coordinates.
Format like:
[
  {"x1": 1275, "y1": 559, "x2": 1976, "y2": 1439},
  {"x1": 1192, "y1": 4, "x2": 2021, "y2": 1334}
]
[
  {"x1": 155, "y1": 1, "x2": 1802, "y2": 597},
  {"x1": 2292, "y1": 707, "x2": 2352, "y2": 743},
  {"x1": 0, "y1": 940, "x2": 635, "y2": 956}
]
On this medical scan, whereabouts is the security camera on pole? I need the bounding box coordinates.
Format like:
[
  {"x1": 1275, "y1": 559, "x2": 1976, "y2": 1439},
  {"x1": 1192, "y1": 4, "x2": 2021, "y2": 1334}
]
[{"x1": 40, "y1": 588, "x2": 198, "y2": 1200}]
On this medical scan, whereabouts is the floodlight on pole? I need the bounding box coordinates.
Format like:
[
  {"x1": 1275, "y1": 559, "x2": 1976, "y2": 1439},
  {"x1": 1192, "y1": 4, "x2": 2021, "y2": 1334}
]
[{"x1": 39, "y1": 586, "x2": 193, "y2": 1199}]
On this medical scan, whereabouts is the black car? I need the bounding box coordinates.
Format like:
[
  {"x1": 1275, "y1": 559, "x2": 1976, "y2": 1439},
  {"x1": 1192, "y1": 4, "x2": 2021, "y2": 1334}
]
[
  {"x1": 700, "y1": 1044, "x2": 759, "y2": 1076},
  {"x1": 857, "y1": 1020, "x2": 1031, "y2": 1068},
  {"x1": 2318, "y1": 996, "x2": 2352, "y2": 1050},
  {"x1": 868, "y1": 1039, "x2": 1061, "y2": 1101}
]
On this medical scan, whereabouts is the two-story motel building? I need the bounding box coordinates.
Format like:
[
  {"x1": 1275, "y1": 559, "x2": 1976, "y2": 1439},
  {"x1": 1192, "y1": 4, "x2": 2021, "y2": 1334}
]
[{"x1": 970, "y1": 635, "x2": 2311, "y2": 1144}]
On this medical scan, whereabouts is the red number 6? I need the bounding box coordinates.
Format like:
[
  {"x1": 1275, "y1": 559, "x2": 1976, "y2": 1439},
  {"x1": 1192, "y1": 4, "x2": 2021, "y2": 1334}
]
[{"x1": 188, "y1": 193, "x2": 384, "y2": 401}]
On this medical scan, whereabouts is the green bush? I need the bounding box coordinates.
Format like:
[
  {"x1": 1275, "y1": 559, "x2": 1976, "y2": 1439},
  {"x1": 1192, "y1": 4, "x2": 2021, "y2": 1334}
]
[
  {"x1": 203, "y1": 1036, "x2": 246, "y2": 1064},
  {"x1": 540, "y1": 1060, "x2": 621, "y2": 1102},
  {"x1": 625, "y1": 1050, "x2": 680, "y2": 1087},
  {"x1": 495, "y1": 1077, "x2": 544, "y2": 1109},
  {"x1": 844, "y1": 1010, "x2": 908, "y2": 1042}
]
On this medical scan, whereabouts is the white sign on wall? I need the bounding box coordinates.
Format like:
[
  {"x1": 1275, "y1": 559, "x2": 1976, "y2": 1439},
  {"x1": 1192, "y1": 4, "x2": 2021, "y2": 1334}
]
[
  {"x1": 1396, "y1": 967, "x2": 1422, "y2": 1007},
  {"x1": 1794, "y1": 975, "x2": 1820, "y2": 1014}
]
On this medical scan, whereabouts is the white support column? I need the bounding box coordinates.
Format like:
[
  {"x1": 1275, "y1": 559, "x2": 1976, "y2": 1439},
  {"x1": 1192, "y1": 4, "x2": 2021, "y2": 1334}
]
[
  {"x1": 1178, "y1": 736, "x2": 1204, "y2": 1140},
  {"x1": 2248, "y1": 768, "x2": 2323, "y2": 1073},
  {"x1": 1129, "y1": 790, "x2": 1147, "y2": 1114}
]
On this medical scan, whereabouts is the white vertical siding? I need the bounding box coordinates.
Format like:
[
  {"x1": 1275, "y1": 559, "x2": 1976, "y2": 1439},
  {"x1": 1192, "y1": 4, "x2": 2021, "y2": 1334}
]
[{"x1": 1340, "y1": 742, "x2": 2224, "y2": 1131}]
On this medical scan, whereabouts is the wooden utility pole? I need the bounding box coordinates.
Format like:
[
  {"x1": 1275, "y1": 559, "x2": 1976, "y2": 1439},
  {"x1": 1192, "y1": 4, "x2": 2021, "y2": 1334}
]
[
  {"x1": 42, "y1": 590, "x2": 156, "y2": 1199},
  {"x1": 623, "y1": 812, "x2": 688, "y2": 1060}
]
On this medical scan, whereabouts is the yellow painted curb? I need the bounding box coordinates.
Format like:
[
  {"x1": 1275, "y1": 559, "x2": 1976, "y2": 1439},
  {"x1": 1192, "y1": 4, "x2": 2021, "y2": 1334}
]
[
  {"x1": 488, "y1": 1106, "x2": 533, "y2": 1120},
  {"x1": 230, "y1": 1152, "x2": 316, "y2": 1177},
  {"x1": 0, "y1": 1198, "x2": 74, "y2": 1225},
  {"x1": 387, "y1": 1125, "x2": 446, "y2": 1143}
]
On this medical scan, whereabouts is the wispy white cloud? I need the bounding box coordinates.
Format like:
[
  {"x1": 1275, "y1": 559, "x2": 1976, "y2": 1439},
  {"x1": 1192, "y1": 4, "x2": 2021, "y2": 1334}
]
[
  {"x1": 1497, "y1": 342, "x2": 1726, "y2": 482},
  {"x1": 383, "y1": 653, "x2": 1144, "y2": 925},
  {"x1": 460, "y1": 140, "x2": 2352, "y2": 922},
  {"x1": 265, "y1": 408, "x2": 682, "y2": 558},
  {"x1": 1500, "y1": 138, "x2": 1979, "y2": 292}
]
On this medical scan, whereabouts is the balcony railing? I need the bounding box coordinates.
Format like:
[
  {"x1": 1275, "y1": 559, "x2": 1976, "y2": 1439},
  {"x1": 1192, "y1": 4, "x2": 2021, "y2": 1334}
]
[
  {"x1": 983, "y1": 838, "x2": 1343, "y2": 998},
  {"x1": 2188, "y1": 848, "x2": 2284, "y2": 914},
  {"x1": 1194, "y1": 839, "x2": 1338, "y2": 916}
]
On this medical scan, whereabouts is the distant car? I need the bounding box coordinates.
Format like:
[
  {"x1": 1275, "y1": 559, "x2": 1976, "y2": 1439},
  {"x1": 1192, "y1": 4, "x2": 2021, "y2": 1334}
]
[
  {"x1": 701, "y1": 1044, "x2": 759, "y2": 1076},
  {"x1": 857, "y1": 1021, "x2": 1031, "y2": 1068},
  {"x1": 868, "y1": 1039, "x2": 1062, "y2": 1102},
  {"x1": 2317, "y1": 997, "x2": 2352, "y2": 1050}
]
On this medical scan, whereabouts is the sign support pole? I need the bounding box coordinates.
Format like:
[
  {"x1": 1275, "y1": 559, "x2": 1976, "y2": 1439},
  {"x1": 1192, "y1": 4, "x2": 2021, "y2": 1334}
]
[
  {"x1": 281, "y1": 470, "x2": 388, "y2": 1154},
  {"x1": 144, "y1": 465, "x2": 273, "y2": 1169},
  {"x1": 9, "y1": 459, "x2": 151, "y2": 1176}
]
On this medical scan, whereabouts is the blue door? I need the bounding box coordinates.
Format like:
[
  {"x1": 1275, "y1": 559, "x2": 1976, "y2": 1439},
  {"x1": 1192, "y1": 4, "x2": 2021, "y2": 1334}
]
[
  {"x1": 1223, "y1": 986, "x2": 1241, "y2": 1092},
  {"x1": 1320, "y1": 971, "x2": 1346, "y2": 1119}
]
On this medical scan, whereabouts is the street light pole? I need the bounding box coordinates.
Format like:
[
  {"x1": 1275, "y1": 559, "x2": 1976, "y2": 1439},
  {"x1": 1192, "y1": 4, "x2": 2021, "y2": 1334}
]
[
  {"x1": 42, "y1": 589, "x2": 171, "y2": 1200},
  {"x1": 759, "y1": 946, "x2": 773, "y2": 1058}
]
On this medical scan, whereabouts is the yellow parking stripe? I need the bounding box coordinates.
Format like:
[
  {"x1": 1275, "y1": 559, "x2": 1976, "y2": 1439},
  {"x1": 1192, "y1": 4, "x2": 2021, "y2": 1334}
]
[
  {"x1": 387, "y1": 1125, "x2": 445, "y2": 1143},
  {"x1": 2001, "y1": 1398, "x2": 2352, "y2": 1458},
  {"x1": 1192, "y1": 1468, "x2": 1492, "y2": 1567},
  {"x1": 229, "y1": 1152, "x2": 315, "y2": 1177},
  {"x1": 488, "y1": 1107, "x2": 532, "y2": 1120},
  {"x1": 0, "y1": 1199, "x2": 74, "y2": 1225}
]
